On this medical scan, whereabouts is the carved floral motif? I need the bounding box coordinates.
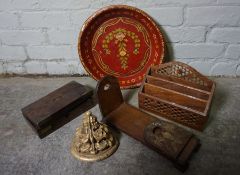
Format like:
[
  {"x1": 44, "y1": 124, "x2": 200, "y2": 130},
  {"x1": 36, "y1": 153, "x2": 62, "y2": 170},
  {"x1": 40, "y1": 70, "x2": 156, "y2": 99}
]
[{"x1": 71, "y1": 111, "x2": 119, "y2": 161}]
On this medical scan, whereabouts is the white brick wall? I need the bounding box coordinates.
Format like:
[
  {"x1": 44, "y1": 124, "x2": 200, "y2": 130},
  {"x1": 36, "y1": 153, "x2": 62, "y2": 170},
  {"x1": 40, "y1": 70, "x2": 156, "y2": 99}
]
[
  {"x1": 4, "y1": 61, "x2": 24, "y2": 74},
  {"x1": 186, "y1": 6, "x2": 240, "y2": 27},
  {"x1": 26, "y1": 45, "x2": 75, "y2": 60},
  {"x1": 0, "y1": 30, "x2": 45, "y2": 45},
  {"x1": 172, "y1": 44, "x2": 225, "y2": 59},
  {"x1": 208, "y1": 28, "x2": 240, "y2": 43},
  {"x1": 144, "y1": 8, "x2": 183, "y2": 26},
  {"x1": 21, "y1": 12, "x2": 72, "y2": 28},
  {"x1": 0, "y1": 12, "x2": 19, "y2": 28},
  {"x1": 25, "y1": 60, "x2": 47, "y2": 74},
  {"x1": 226, "y1": 45, "x2": 240, "y2": 59},
  {"x1": 0, "y1": 46, "x2": 26, "y2": 60},
  {"x1": 0, "y1": 0, "x2": 240, "y2": 76}
]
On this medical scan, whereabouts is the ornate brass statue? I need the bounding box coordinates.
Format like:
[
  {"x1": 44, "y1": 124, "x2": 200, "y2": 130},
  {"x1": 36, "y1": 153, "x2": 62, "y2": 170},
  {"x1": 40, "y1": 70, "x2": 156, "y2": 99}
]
[{"x1": 71, "y1": 111, "x2": 119, "y2": 161}]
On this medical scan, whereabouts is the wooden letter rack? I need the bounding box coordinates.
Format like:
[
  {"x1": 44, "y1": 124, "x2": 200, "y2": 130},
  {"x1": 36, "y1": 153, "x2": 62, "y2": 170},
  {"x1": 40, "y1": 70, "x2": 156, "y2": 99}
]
[
  {"x1": 139, "y1": 61, "x2": 215, "y2": 131},
  {"x1": 97, "y1": 76, "x2": 200, "y2": 171}
]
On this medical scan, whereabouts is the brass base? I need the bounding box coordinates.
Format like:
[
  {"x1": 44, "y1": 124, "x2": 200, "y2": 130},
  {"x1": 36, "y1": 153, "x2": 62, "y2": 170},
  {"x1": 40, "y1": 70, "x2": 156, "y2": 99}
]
[
  {"x1": 71, "y1": 137, "x2": 119, "y2": 162},
  {"x1": 70, "y1": 111, "x2": 119, "y2": 162}
]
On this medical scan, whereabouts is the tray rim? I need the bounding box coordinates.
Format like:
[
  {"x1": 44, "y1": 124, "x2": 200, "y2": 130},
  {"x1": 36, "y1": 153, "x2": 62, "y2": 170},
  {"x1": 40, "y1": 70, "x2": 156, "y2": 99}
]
[{"x1": 78, "y1": 4, "x2": 165, "y2": 89}]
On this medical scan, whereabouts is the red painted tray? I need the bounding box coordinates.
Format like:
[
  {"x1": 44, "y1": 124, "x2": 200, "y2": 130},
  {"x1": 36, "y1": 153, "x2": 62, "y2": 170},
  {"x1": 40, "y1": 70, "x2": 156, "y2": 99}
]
[{"x1": 78, "y1": 5, "x2": 165, "y2": 88}]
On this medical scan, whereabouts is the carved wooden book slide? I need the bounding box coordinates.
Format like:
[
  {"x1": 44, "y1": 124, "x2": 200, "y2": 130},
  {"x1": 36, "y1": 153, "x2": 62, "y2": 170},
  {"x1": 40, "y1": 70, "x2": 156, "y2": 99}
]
[
  {"x1": 22, "y1": 81, "x2": 95, "y2": 138},
  {"x1": 97, "y1": 76, "x2": 200, "y2": 171},
  {"x1": 139, "y1": 61, "x2": 216, "y2": 131}
]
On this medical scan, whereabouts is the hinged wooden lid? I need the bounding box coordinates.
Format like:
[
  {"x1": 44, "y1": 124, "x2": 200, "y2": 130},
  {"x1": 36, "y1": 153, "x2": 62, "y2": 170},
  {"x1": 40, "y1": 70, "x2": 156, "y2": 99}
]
[{"x1": 22, "y1": 81, "x2": 93, "y2": 129}]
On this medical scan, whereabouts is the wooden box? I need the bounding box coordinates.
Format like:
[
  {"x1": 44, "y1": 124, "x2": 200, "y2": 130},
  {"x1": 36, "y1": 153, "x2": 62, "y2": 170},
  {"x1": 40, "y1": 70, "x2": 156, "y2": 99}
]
[
  {"x1": 21, "y1": 81, "x2": 94, "y2": 138},
  {"x1": 97, "y1": 75, "x2": 200, "y2": 171},
  {"x1": 138, "y1": 61, "x2": 216, "y2": 131}
]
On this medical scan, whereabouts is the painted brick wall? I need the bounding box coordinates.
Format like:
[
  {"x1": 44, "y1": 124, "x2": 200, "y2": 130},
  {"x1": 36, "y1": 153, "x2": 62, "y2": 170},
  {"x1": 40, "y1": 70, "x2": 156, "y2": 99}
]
[{"x1": 0, "y1": 0, "x2": 240, "y2": 76}]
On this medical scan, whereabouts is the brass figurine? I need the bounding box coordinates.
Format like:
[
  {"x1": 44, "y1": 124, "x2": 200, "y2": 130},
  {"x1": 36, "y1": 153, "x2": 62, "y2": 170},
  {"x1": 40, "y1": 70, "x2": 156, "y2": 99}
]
[{"x1": 71, "y1": 111, "x2": 119, "y2": 161}]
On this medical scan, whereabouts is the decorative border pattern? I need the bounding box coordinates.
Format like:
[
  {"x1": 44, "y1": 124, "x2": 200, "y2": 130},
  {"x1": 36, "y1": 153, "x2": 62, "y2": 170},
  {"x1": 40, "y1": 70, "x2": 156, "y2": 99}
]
[{"x1": 78, "y1": 5, "x2": 165, "y2": 89}]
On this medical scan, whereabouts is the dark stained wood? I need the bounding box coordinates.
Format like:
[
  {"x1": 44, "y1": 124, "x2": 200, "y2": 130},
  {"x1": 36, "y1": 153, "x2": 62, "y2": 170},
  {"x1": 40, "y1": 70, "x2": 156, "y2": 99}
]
[
  {"x1": 139, "y1": 61, "x2": 216, "y2": 131},
  {"x1": 97, "y1": 75, "x2": 200, "y2": 172},
  {"x1": 175, "y1": 137, "x2": 200, "y2": 170},
  {"x1": 106, "y1": 103, "x2": 154, "y2": 140},
  {"x1": 22, "y1": 81, "x2": 95, "y2": 138},
  {"x1": 96, "y1": 76, "x2": 123, "y2": 117}
]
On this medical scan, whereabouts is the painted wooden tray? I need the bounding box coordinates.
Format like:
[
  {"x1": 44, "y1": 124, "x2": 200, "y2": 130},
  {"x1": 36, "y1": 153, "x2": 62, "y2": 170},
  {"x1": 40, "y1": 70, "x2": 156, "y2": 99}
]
[{"x1": 78, "y1": 5, "x2": 165, "y2": 88}]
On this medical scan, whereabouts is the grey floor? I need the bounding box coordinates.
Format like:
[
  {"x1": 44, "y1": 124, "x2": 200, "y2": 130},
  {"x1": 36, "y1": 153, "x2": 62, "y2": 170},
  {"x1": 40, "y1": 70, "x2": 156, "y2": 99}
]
[{"x1": 0, "y1": 77, "x2": 240, "y2": 175}]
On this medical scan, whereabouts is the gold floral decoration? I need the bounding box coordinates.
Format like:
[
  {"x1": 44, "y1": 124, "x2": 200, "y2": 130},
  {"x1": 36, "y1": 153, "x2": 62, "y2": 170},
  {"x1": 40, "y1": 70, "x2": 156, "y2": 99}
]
[
  {"x1": 102, "y1": 28, "x2": 140, "y2": 70},
  {"x1": 71, "y1": 111, "x2": 119, "y2": 161}
]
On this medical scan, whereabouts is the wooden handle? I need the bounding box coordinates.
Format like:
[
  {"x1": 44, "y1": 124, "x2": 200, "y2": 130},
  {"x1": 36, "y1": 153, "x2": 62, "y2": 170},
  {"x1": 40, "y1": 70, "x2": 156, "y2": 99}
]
[
  {"x1": 97, "y1": 75, "x2": 200, "y2": 171},
  {"x1": 96, "y1": 76, "x2": 124, "y2": 118}
]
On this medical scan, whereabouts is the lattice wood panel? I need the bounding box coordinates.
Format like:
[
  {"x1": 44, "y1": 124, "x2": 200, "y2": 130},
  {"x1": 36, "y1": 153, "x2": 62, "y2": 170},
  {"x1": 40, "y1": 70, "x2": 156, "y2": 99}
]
[{"x1": 139, "y1": 61, "x2": 215, "y2": 131}]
